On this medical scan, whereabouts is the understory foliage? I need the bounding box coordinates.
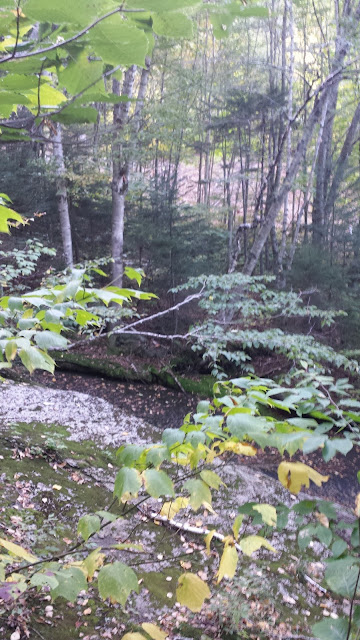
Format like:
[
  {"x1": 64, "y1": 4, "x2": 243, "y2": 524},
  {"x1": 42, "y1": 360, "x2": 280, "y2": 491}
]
[
  {"x1": 174, "y1": 273, "x2": 358, "y2": 377},
  {"x1": 1, "y1": 369, "x2": 360, "y2": 640}
]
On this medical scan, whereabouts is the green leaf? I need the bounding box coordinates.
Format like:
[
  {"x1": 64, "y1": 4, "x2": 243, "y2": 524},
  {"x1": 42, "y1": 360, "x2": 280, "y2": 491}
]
[
  {"x1": 124, "y1": 266, "x2": 143, "y2": 286},
  {"x1": 77, "y1": 514, "x2": 101, "y2": 541},
  {"x1": 89, "y1": 17, "x2": 149, "y2": 67},
  {"x1": 312, "y1": 618, "x2": 348, "y2": 640},
  {"x1": 183, "y1": 479, "x2": 211, "y2": 511},
  {"x1": 126, "y1": 0, "x2": 199, "y2": 9},
  {"x1": 200, "y1": 470, "x2": 224, "y2": 490},
  {"x1": 58, "y1": 51, "x2": 104, "y2": 96},
  {"x1": 0, "y1": 204, "x2": 23, "y2": 233},
  {"x1": 114, "y1": 467, "x2": 142, "y2": 502},
  {"x1": 252, "y1": 504, "x2": 277, "y2": 527},
  {"x1": 19, "y1": 346, "x2": 55, "y2": 374},
  {"x1": 239, "y1": 535, "x2": 276, "y2": 556},
  {"x1": 8, "y1": 296, "x2": 23, "y2": 311},
  {"x1": 331, "y1": 539, "x2": 348, "y2": 559},
  {"x1": 143, "y1": 469, "x2": 174, "y2": 498},
  {"x1": 152, "y1": 12, "x2": 193, "y2": 38},
  {"x1": 30, "y1": 571, "x2": 59, "y2": 590},
  {"x1": 98, "y1": 561, "x2": 139, "y2": 605},
  {"x1": 322, "y1": 438, "x2": 353, "y2": 462},
  {"x1": 162, "y1": 428, "x2": 185, "y2": 447},
  {"x1": 196, "y1": 400, "x2": 211, "y2": 414},
  {"x1": 34, "y1": 330, "x2": 68, "y2": 350},
  {"x1": 216, "y1": 542, "x2": 238, "y2": 582},
  {"x1": 232, "y1": 514, "x2": 244, "y2": 540},
  {"x1": 51, "y1": 567, "x2": 87, "y2": 602},
  {"x1": 176, "y1": 573, "x2": 211, "y2": 612},
  {"x1": 24, "y1": 0, "x2": 114, "y2": 25},
  {"x1": 53, "y1": 106, "x2": 99, "y2": 125},
  {"x1": 325, "y1": 557, "x2": 360, "y2": 598}
]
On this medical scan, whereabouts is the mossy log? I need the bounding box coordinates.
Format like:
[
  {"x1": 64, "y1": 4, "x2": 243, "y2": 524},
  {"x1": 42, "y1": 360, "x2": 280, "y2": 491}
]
[{"x1": 52, "y1": 351, "x2": 214, "y2": 397}]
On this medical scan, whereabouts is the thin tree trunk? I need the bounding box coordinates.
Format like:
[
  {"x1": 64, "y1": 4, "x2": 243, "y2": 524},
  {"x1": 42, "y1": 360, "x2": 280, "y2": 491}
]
[
  {"x1": 52, "y1": 123, "x2": 73, "y2": 268},
  {"x1": 111, "y1": 65, "x2": 137, "y2": 287}
]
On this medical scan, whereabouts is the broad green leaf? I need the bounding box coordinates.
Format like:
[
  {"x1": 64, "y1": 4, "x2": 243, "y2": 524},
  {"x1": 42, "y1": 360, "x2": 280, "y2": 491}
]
[
  {"x1": 30, "y1": 571, "x2": 59, "y2": 590},
  {"x1": 143, "y1": 469, "x2": 174, "y2": 498},
  {"x1": 196, "y1": 400, "x2": 211, "y2": 414},
  {"x1": 58, "y1": 52, "x2": 104, "y2": 96},
  {"x1": 5, "y1": 340, "x2": 17, "y2": 362},
  {"x1": 124, "y1": 266, "x2": 144, "y2": 286},
  {"x1": 278, "y1": 461, "x2": 329, "y2": 495},
  {"x1": 232, "y1": 514, "x2": 244, "y2": 540},
  {"x1": 114, "y1": 467, "x2": 142, "y2": 502},
  {"x1": 152, "y1": 12, "x2": 193, "y2": 38},
  {"x1": 145, "y1": 445, "x2": 170, "y2": 468},
  {"x1": 312, "y1": 618, "x2": 348, "y2": 640},
  {"x1": 216, "y1": 542, "x2": 238, "y2": 582},
  {"x1": 24, "y1": 0, "x2": 114, "y2": 25},
  {"x1": 239, "y1": 535, "x2": 277, "y2": 556},
  {"x1": 19, "y1": 346, "x2": 55, "y2": 374},
  {"x1": 0, "y1": 204, "x2": 23, "y2": 233},
  {"x1": 252, "y1": 504, "x2": 277, "y2": 527},
  {"x1": 126, "y1": 0, "x2": 199, "y2": 9},
  {"x1": 322, "y1": 438, "x2": 353, "y2": 462},
  {"x1": 200, "y1": 470, "x2": 224, "y2": 490},
  {"x1": 325, "y1": 557, "x2": 360, "y2": 598},
  {"x1": 53, "y1": 106, "x2": 99, "y2": 125},
  {"x1": 34, "y1": 330, "x2": 68, "y2": 350},
  {"x1": 52, "y1": 567, "x2": 87, "y2": 602},
  {"x1": 0, "y1": 537, "x2": 38, "y2": 562},
  {"x1": 183, "y1": 478, "x2": 211, "y2": 511},
  {"x1": 77, "y1": 514, "x2": 101, "y2": 542},
  {"x1": 98, "y1": 561, "x2": 139, "y2": 605},
  {"x1": 8, "y1": 296, "x2": 23, "y2": 311},
  {"x1": 141, "y1": 623, "x2": 168, "y2": 640},
  {"x1": 89, "y1": 18, "x2": 149, "y2": 67},
  {"x1": 162, "y1": 428, "x2": 185, "y2": 447},
  {"x1": 331, "y1": 539, "x2": 348, "y2": 559},
  {"x1": 176, "y1": 573, "x2": 211, "y2": 612},
  {"x1": 117, "y1": 444, "x2": 146, "y2": 466}
]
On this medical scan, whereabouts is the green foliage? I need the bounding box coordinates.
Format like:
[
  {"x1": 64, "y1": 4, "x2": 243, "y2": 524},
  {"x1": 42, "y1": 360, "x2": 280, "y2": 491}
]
[
  {"x1": 173, "y1": 273, "x2": 357, "y2": 377},
  {"x1": 0, "y1": 237, "x2": 56, "y2": 292},
  {"x1": 0, "y1": 266, "x2": 154, "y2": 374}
]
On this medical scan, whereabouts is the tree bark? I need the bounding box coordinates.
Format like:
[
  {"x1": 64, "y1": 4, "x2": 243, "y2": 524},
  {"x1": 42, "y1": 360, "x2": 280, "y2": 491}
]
[
  {"x1": 111, "y1": 65, "x2": 137, "y2": 287},
  {"x1": 52, "y1": 123, "x2": 73, "y2": 268}
]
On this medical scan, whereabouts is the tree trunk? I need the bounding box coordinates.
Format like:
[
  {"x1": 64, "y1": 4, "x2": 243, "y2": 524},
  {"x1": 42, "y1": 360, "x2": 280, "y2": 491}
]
[
  {"x1": 111, "y1": 65, "x2": 137, "y2": 287},
  {"x1": 52, "y1": 123, "x2": 73, "y2": 268}
]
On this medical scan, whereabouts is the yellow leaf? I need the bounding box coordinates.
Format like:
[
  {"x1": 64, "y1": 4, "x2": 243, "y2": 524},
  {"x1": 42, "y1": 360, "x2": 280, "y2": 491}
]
[
  {"x1": 216, "y1": 540, "x2": 238, "y2": 583},
  {"x1": 252, "y1": 504, "x2": 277, "y2": 527},
  {"x1": 232, "y1": 514, "x2": 244, "y2": 540},
  {"x1": 204, "y1": 530, "x2": 216, "y2": 556},
  {"x1": 176, "y1": 573, "x2": 211, "y2": 612},
  {"x1": 221, "y1": 441, "x2": 257, "y2": 456},
  {"x1": 160, "y1": 497, "x2": 189, "y2": 520},
  {"x1": 52, "y1": 484, "x2": 62, "y2": 491},
  {"x1": 83, "y1": 548, "x2": 105, "y2": 580},
  {"x1": 0, "y1": 537, "x2": 38, "y2": 563},
  {"x1": 356, "y1": 493, "x2": 360, "y2": 518},
  {"x1": 121, "y1": 634, "x2": 147, "y2": 640},
  {"x1": 315, "y1": 512, "x2": 329, "y2": 528},
  {"x1": 239, "y1": 535, "x2": 277, "y2": 557},
  {"x1": 141, "y1": 623, "x2": 168, "y2": 640},
  {"x1": 278, "y1": 461, "x2": 329, "y2": 495}
]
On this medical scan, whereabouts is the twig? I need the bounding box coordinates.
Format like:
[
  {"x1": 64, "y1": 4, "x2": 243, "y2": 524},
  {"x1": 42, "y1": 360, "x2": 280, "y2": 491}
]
[
  {"x1": 52, "y1": 290, "x2": 204, "y2": 351},
  {"x1": 0, "y1": 7, "x2": 145, "y2": 64}
]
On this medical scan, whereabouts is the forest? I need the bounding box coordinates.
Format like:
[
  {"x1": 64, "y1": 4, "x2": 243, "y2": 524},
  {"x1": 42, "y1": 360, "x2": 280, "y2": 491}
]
[{"x1": 1, "y1": 0, "x2": 360, "y2": 639}]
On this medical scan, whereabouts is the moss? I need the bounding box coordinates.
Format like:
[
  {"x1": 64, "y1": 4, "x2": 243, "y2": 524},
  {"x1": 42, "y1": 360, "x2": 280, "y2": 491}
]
[{"x1": 53, "y1": 351, "x2": 214, "y2": 397}]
